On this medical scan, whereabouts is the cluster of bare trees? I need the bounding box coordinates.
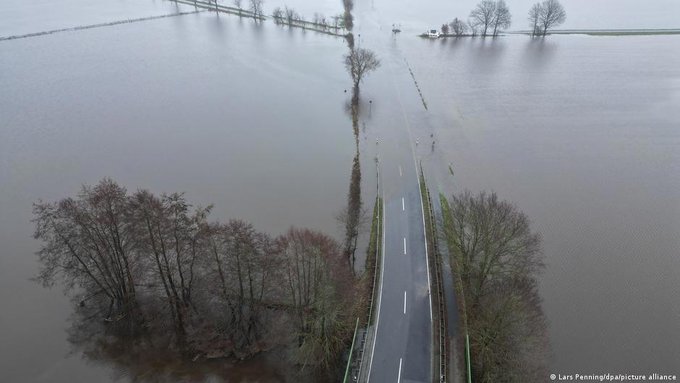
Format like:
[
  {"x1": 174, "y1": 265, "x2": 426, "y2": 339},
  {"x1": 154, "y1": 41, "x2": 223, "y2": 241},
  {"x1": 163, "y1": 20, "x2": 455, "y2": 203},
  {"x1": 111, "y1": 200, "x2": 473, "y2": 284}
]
[
  {"x1": 529, "y1": 0, "x2": 567, "y2": 37},
  {"x1": 469, "y1": 0, "x2": 511, "y2": 37},
  {"x1": 439, "y1": 0, "x2": 510, "y2": 37},
  {"x1": 439, "y1": 0, "x2": 566, "y2": 38},
  {"x1": 440, "y1": 191, "x2": 549, "y2": 382},
  {"x1": 271, "y1": 6, "x2": 345, "y2": 34},
  {"x1": 230, "y1": 0, "x2": 264, "y2": 19},
  {"x1": 33, "y1": 179, "x2": 360, "y2": 375}
]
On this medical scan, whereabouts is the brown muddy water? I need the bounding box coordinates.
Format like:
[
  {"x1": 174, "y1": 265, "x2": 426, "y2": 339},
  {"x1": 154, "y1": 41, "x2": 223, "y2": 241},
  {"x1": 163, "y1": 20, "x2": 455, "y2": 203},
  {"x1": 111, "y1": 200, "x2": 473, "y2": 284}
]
[
  {"x1": 1, "y1": 0, "x2": 358, "y2": 381},
  {"x1": 2, "y1": 0, "x2": 680, "y2": 381}
]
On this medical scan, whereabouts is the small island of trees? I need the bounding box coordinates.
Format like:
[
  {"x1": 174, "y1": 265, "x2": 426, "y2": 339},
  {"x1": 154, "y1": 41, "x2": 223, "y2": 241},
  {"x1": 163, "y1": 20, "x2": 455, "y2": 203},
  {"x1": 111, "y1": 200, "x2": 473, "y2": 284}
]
[
  {"x1": 432, "y1": 0, "x2": 566, "y2": 38},
  {"x1": 32, "y1": 179, "x2": 366, "y2": 380}
]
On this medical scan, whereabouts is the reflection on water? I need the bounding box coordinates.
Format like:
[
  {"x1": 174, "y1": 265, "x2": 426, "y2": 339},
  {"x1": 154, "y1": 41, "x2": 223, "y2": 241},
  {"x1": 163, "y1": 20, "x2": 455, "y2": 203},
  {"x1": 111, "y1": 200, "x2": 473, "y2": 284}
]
[
  {"x1": 65, "y1": 316, "x2": 287, "y2": 383},
  {"x1": 2, "y1": 0, "x2": 680, "y2": 380},
  {"x1": 0, "y1": 4, "x2": 354, "y2": 382},
  {"x1": 392, "y1": 33, "x2": 680, "y2": 373}
]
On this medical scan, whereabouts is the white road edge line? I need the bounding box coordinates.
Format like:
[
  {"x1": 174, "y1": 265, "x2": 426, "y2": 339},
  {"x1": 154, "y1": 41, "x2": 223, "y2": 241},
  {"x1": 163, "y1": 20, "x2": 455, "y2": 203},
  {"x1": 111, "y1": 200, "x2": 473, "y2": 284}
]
[
  {"x1": 399, "y1": 165, "x2": 402, "y2": 177},
  {"x1": 397, "y1": 358, "x2": 403, "y2": 383},
  {"x1": 366, "y1": 197, "x2": 387, "y2": 382},
  {"x1": 403, "y1": 237, "x2": 407, "y2": 255},
  {"x1": 403, "y1": 291, "x2": 407, "y2": 314},
  {"x1": 402, "y1": 197, "x2": 405, "y2": 211}
]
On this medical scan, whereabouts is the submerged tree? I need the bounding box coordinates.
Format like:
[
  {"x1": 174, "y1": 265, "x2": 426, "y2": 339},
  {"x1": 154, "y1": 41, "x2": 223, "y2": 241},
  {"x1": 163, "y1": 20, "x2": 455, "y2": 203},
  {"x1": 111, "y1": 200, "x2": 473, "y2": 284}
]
[
  {"x1": 344, "y1": 48, "x2": 381, "y2": 104},
  {"x1": 249, "y1": 0, "x2": 264, "y2": 19},
  {"x1": 528, "y1": 3, "x2": 542, "y2": 37},
  {"x1": 450, "y1": 18, "x2": 468, "y2": 37},
  {"x1": 469, "y1": 0, "x2": 496, "y2": 37},
  {"x1": 284, "y1": 6, "x2": 298, "y2": 26},
  {"x1": 342, "y1": 0, "x2": 354, "y2": 30},
  {"x1": 206, "y1": 220, "x2": 277, "y2": 350},
  {"x1": 127, "y1": 190, "x2": 211, "y2": 348},
  {"x1": 491, "y1": 0, "x2": 511, "y2": 36},
  {"x1": 33, "y1": 179, "x2": 142, "y2": 334},
  {"x1": 33, "y1": 179, "x2": 362, "y2": 376},
  {"x1": 468, "y1": 18, "x2": 479, "y2": 36},
  {"x1": 338, "y1": 152, "x2": 363, "y2": 273},
  {"x1": 233, "y1": 0, "x2": 242, "y2": 17},
  {"x1": 536, "y1": 0, "x2": 566, "y2": 36},
  {"x1": 271, "y1": 7, "x2": 283, "y2": 23}
]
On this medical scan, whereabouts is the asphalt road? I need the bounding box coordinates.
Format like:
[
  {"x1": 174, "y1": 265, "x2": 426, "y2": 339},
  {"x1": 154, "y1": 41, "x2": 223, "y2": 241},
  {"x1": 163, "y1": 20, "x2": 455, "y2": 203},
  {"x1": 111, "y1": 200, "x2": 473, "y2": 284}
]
[
  {"x1": 365, "y1": 76, "x2": 434, "y2": 382},
  {"x1": 353, "y1": 1, "x2": 442, "y2": 381},
  {"x1": 367, "y1": 162, "x2": 433, "y2": 383}
]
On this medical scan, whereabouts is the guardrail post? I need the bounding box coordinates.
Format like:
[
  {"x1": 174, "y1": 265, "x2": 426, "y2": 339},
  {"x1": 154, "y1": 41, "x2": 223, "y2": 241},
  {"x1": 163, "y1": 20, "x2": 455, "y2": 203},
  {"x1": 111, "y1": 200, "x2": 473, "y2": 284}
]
[{"x1": 343, "y1": 317, "x2": 360, "y2": 383}]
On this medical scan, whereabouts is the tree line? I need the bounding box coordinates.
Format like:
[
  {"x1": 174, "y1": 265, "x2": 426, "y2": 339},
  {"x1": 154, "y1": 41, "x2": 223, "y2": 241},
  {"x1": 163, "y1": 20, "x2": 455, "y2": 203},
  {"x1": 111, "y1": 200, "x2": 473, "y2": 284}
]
[
  {"x1": 440, "y1": 191, "x2": 549, "y2": 382},
  {"x1": 439, "y1": 0, "x2": 566, "y2": 37},
  {"x1": 32, "y1": 179, "x2": 364, "y2": 378}
]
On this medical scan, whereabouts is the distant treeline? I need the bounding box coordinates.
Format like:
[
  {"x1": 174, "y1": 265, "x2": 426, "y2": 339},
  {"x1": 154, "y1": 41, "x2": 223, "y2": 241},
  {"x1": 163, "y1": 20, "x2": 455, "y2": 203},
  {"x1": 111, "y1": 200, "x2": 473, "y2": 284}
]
[
  {"x1": 434, "y1": 0, "x2": 566, "y2": 38},
  {"x1": 33, "y1": 179, "x2": 365, "y2": 378}
]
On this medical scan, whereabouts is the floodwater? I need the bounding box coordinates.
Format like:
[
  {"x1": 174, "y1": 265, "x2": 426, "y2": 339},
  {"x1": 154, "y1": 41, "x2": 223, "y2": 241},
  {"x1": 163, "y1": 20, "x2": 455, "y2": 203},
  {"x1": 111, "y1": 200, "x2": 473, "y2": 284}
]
[
  {"x1": 2, "y1": 0, "x2": 680, "y2": 381},
  {"x1": 352, "y1": 0, "x2": 680, "y2": 375},
  {"x1": 1, "y1": 1, "x2": 356, "y2": 381}
]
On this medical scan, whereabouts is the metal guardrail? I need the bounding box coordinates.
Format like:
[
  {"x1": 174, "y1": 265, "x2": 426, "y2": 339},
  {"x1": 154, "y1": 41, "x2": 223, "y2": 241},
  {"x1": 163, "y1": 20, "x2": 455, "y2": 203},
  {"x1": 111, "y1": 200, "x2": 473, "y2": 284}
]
[
  {"x1": 439, "y1": 195, "x2": 473, "y2": 383},
  {"x1": 420, "y1": 167, "x2": 449, "y2": 383},
  {"x1": 343, "y1": 318, "x2": 360, "y2": 383},
  {"x1": 347, "y1": 164, "x2": 382, "y2": 383}
]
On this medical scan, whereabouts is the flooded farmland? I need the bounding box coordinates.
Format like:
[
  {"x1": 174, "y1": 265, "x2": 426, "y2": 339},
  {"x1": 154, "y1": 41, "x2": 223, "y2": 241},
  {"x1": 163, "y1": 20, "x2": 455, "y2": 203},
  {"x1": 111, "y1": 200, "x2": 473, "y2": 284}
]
[{"x1": 1, "y1": 0, "x2": 679, "y2": 381}]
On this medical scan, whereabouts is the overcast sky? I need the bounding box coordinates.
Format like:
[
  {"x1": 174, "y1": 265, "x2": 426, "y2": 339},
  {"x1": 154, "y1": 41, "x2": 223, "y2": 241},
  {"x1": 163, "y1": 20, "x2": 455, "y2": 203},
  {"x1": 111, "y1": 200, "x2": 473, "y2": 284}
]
[{"x1": 447, "y1": 0, "x2": 680, "y2": 30}]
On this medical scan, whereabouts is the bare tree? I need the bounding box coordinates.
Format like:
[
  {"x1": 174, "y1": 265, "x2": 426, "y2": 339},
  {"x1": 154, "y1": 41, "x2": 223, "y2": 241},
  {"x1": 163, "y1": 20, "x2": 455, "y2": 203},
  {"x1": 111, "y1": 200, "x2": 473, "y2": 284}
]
[
  {"x1": 206, "y1": 220, "x2": 276, "y2": 349},
  {"x1": 337, "y1": 153, "x2": 365, "y2": 273},
  {"x1": 233, "y1": 0, "x2": 242, "y2": 16},
  {"x1": 342, "y1": 0, "x2": 354, "y2": 30},
  {"x1": 441, "y1": 23, "x2": 450, "y2": 35},
  {"x1": 272, "y1": 7, "x2": 283, "y2": 24},
  {"x1": 450, "y1": 18, "x2": 468, "y2": 37},
  {"x1": 440, "y1": 191, "x2": 548, "y2": 381},
  {"x1": 249, "y1": 0, "x2": 264, "y2": 19},
  {"x1": 277, "y1": 228, "x2": 356, "y2": 371},
  {"x1": 331, "y1": 14, "x2": 342, "y2": 29},
  {"x1": 33, "y1": 179, "x2": 142, "y2": 332},
  {"x1": 491, "y1": 0, "x2": 511, "y2": 37},
  {"x1": 343, "y1": 11, "x2": 353, "y2": 30},
  {"x1": 33, "y1": 179, "x2": 362, "y2": 370},
  {"x1": 344, "y1": 48, "x2": 381, "y2": 103},
  {"x1": 538, "y1": 0, "x2": 566, "y2": 36},
  {"x1": 127, "y1": 190, "x2": 211, "y2": 348},
  {"x1": 284, "y1": 6, "x2": 297, "y2": 26},
  {"x1": 467, "y1": 18, "x2": 479, "y2": 36},
  {"x1": 469, "y1": 0, "x2": 496, "y2": 37},
  {"x1": 528, "y1": 3, "x2": 542, "y2": 37}
]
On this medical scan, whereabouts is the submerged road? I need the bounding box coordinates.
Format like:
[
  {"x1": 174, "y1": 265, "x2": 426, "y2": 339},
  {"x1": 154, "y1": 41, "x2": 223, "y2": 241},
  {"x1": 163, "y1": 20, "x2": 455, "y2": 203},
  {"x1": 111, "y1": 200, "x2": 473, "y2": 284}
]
[
  {"x1": 353, "y1": 0, "x2": 457, "y2": 381},
  {"x1": 363, "y1": 35, "x2": 435, "y2": 382}
]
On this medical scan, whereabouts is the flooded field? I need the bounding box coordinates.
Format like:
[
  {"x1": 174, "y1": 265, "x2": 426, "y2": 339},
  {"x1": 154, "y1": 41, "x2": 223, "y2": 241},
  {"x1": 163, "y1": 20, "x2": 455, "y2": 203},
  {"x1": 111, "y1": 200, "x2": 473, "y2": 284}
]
[
  {"x1": 1, "y1": 2, "x2": 357, "y2": 381},
  {"x1": 1, "y1": 0, "x2": 679, "y2": 381}
]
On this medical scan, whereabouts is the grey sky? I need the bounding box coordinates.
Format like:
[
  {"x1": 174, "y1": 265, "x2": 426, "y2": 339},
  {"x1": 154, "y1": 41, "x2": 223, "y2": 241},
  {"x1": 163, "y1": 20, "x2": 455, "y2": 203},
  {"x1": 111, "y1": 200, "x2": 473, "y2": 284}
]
[{"x1": 446, "y1": 0, "x2": 680, "y2": 30}]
